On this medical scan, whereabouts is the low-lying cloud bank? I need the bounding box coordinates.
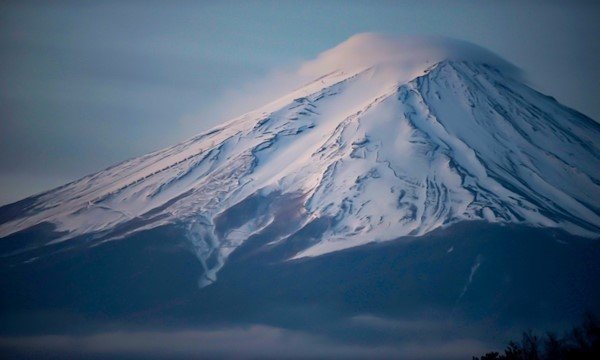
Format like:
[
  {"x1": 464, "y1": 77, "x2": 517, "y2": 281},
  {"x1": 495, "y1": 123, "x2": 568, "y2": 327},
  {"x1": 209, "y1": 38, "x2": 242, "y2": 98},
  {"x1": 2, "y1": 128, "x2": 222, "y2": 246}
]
[{"x1": 0, "y1": 320, "x2": 490, "y2": 359}]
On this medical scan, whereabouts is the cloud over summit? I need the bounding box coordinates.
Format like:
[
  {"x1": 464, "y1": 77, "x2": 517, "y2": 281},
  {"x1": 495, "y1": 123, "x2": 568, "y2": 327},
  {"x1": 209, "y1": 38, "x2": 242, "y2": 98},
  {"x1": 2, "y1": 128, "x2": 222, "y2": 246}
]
[{"x1": 299, "y1": 33, "x2": 522, "y2": 80}]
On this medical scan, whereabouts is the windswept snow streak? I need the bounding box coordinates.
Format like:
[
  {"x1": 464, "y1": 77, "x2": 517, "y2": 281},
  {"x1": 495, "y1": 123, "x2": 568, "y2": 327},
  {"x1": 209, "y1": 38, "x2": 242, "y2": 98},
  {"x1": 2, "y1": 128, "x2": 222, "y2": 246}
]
[
  {"x1": 1, "y1": 56, "x2": 599, "y2": 285},
  {"x1": 457, "y1": 254, "x2": 483, "y2": 303}
]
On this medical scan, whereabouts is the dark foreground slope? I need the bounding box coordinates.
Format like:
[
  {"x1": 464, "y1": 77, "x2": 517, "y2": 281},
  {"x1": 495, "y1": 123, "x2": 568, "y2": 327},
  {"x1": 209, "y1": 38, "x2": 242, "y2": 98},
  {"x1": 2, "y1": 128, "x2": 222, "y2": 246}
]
[{"x1": 1, "y1": 220, "x2": 599, "y2": 358}]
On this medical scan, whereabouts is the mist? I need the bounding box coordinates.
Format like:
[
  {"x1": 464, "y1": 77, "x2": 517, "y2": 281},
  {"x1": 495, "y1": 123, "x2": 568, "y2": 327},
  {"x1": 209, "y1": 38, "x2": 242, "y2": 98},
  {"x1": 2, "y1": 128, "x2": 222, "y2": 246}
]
[{"x1": 0, "y1": 319, "x2": 490, "y2": 359}]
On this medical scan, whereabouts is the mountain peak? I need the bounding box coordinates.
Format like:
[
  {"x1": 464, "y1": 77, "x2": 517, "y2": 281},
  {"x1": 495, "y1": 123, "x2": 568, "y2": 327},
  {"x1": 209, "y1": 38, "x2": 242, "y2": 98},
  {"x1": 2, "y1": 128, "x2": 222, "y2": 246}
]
[{"x1": 1, "y1": 37, "x2": 598, "y2": 286}]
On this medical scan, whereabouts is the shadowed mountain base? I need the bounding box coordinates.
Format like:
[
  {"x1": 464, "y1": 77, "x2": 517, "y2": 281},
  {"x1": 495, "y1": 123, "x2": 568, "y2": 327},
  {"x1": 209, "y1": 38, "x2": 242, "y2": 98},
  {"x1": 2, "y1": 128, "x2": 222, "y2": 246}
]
[{"x1": 1, "y1": 220, "x2": 598, "y2": 358}]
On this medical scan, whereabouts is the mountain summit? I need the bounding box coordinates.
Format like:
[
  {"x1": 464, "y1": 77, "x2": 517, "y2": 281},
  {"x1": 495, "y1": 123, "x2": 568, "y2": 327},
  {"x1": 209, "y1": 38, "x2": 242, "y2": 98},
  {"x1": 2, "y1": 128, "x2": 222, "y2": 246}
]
[{"x1": 1, "y1": 35, "x2": 599, "y2": 288}]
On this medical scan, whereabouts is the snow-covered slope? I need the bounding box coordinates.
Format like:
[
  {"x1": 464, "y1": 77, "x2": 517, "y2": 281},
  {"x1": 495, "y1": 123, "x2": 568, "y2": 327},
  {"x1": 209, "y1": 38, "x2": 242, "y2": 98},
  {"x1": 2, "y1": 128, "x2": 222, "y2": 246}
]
[{"x1": 1, "y1": 35, "x2": 599, "y2": 285}]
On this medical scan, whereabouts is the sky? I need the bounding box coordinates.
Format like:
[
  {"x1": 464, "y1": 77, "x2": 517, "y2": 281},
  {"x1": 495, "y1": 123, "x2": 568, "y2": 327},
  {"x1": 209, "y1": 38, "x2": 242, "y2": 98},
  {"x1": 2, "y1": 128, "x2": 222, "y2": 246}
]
[{"x1": 0, "y1": 0, "x2": 598, "y2": 206}]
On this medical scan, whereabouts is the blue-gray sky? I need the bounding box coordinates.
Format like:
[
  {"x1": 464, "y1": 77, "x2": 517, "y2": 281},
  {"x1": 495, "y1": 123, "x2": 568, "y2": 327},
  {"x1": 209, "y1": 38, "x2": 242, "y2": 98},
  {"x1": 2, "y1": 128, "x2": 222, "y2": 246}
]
[{"x1": 0, "y1": 0, "x2": 598, "y2": 206}]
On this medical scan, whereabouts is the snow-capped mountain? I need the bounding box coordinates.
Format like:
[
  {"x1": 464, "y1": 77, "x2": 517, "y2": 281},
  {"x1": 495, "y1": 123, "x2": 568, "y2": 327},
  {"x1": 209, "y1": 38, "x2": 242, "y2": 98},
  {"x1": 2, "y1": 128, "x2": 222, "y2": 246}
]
[{"x1": 1, "y1": 34, "x2": 599, "y2": 287}]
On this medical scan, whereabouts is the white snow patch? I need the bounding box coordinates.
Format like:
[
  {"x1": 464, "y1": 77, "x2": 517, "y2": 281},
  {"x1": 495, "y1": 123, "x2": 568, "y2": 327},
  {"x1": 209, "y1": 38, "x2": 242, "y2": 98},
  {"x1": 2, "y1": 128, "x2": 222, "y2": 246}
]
[{"x1": 457, "y1": 255, "x2": 483, "y2": 302}]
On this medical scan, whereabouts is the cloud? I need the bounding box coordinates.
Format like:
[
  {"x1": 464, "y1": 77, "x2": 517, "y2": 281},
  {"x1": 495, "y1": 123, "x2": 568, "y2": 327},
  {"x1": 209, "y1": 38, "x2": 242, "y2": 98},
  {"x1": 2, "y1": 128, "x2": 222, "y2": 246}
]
[
  {"x1": 0, "y1": 318, "x2": 492, "y2": 359},
  {"x1": 196, "y1": 33, "x2": 521, "y2": 128},
  {"x1": 298, "y1": 33, "x2": 520, "y2": 79}
]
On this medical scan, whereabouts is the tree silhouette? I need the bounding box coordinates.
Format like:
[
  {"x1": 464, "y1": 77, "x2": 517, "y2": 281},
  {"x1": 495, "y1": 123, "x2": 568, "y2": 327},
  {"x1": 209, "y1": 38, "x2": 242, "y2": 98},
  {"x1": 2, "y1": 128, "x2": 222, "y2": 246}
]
[{"x1": 473, "y1": 313, "x2": 599, "y2": 360}]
